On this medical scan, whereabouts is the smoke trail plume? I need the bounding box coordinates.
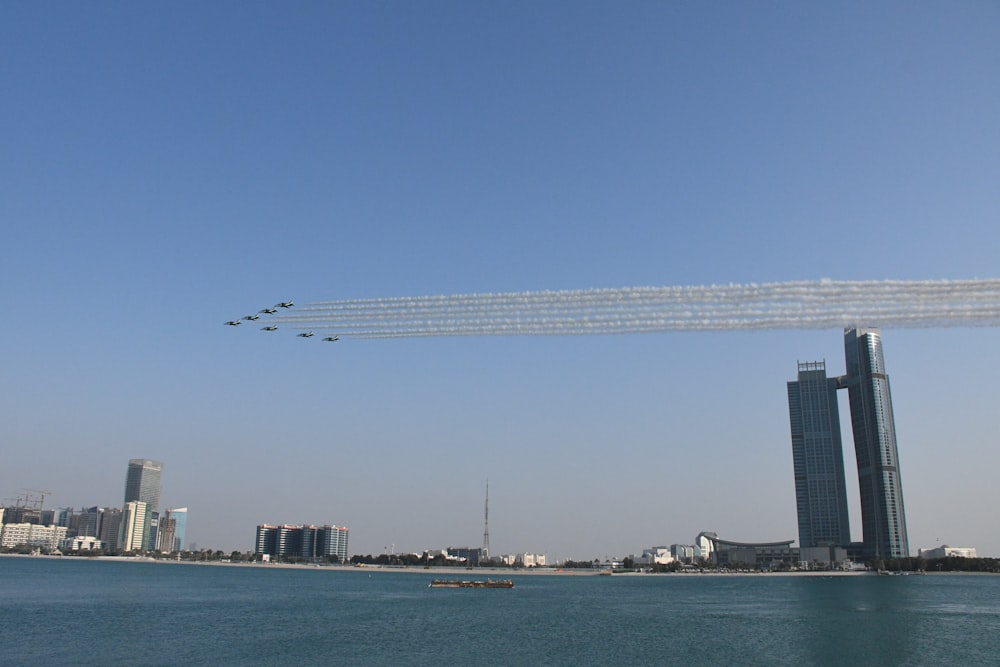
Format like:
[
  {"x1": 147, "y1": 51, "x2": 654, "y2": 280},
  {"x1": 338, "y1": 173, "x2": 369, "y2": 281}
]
[{"x1": 256, "y1": 279, "x2": 1000, "y2": 339}]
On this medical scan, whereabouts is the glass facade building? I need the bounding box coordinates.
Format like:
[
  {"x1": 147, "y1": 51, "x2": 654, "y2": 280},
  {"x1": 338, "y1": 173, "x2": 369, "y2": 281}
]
[
  {"x1": 787, "y1": 361, "x2": 851, "y2": 549},
  {"x1": 788, "y1": 329, "x2": 910, "y2": 561},
  {"x1": 255, "y1": 524, "x2": 349, "y2": 561},
  {"x1": 844, "y1": 328, "x2": 909, "y2": 560},
  {"x1": 123, "y1": 459, "x2": 163, "y2": 551}
]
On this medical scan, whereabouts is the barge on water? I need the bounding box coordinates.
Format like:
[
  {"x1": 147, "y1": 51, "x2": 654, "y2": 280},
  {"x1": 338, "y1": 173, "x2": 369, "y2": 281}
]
[{"x1": 429, "y1": 579, "x2": 514, "y2": 589}]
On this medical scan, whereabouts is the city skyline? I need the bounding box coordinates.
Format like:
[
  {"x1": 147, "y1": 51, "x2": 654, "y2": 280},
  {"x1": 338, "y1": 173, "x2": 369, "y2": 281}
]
[{"x1": 2, "y1": 3, "x2": 998, "y2": 557}]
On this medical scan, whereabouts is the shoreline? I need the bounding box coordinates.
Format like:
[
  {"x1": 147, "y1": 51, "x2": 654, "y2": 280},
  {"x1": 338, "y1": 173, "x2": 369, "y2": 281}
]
[{"x1": 5, "y1": 553, "x2": 994, "y2": 576}]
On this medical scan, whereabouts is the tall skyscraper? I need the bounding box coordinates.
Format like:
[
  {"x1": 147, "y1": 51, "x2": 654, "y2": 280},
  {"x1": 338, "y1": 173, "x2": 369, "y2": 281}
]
[
  {"x1": 787, "y1": 361, "x2": 851, "y2": 549},
  {"x1": 123, "y1": 459, "x2": 163, "y2": 551},
  {"x1": 787, "y1": 329, "x2": 910, "y2": 561},
  {"x1": 843, "y1": 328, "x2": 909, "y2": 560}
]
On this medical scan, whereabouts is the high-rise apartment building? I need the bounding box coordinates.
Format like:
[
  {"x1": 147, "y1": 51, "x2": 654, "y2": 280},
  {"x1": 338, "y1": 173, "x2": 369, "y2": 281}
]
[
  {"x1": 255, "y1": 524, "x2": 349, "y2": 561},
  {"x1": 843, "y1": 328, "x2": 909, "y2": 560},
  {"x1": 124, "y1": 459, "x2": 162, "y2": 512},
  {"x1": 787, "y1": 361, "x2": 851, "y2": 549},
  {"x1": 100, "y1": 508, "x2": 122, "y2": 548},
  {"x1": 787, "y1": 329, "x2": 909, "y2": 562},
  {"x1": 119, "y1": 500, "x2": 148, "y2": 552},
  {"x1": 123, "y1": 459, "x2": 163, "y2": 551}
]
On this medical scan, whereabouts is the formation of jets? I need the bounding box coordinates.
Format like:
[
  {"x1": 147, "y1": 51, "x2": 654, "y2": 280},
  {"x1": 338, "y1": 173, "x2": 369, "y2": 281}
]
[{"x1": 225, "y1": 300, "x2": 340, "y2": 344}]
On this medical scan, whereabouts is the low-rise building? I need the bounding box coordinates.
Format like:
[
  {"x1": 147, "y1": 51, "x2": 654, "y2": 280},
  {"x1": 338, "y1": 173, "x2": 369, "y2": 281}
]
[
  {"x1": 670, "y1": 544, "x2": 697, "y2": 563},
  {"x1": 697, "y1": 531, "x2": 798, "y2": 569},
  {"x1": 799, "y1": 545, "x2": 850, "y2": 569},
  {"x1": 514, "y1": 553, "x2": 546, "y2": 567},
  {"x1": 917, "y1": 545, "x2": 977, "y2": 559},
  {"x1": 636, "y1": 546, "x2": 674, "y2": 566},
  {"x1": 0, "y1": 523, "x2": 68, "y2": 551},
  {"x1": 60, "y1": 535, "x2": 104, "y2": 551}
]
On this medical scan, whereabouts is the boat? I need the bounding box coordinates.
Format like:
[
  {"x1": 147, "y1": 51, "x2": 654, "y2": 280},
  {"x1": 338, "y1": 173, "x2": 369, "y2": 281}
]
[{"x1": 429, "y1": 579, "x2": 514, "y2": 589}]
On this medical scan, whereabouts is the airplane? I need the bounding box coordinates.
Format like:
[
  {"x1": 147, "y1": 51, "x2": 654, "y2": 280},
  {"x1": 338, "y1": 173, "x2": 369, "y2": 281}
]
[
  {"x1": 296, "y1": 331, "x2": 314, "y2": 338},
  {"x1": 242, "y1": 314, "x2": 260, "y2": 321},
  {"x1": 276, "y1": 301, "x2": 294, "y2": 308},
  {"x1": 261, "y1": 326, "x2": 278, "y2": 331},
  {"x1": 224, "y1": 320, "x2": 241, "y2": 326},
  {"x1": 259, "y1": 307, "x2": 277, "y2": 315},
  {"x1": 323, "y1": 336, "x2": 340, "y2": 342}
]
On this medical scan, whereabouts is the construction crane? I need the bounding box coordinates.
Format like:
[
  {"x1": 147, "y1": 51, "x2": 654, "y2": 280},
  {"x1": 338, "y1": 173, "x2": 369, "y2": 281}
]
[{"x1": 20, "y1": 488, "x2": 53, "y2": 511}]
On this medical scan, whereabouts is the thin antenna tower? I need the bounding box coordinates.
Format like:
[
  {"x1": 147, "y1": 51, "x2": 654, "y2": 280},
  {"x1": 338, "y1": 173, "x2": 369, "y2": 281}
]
[{"x1": 482, "y1": 479, "x2": 490, "y2": 562}]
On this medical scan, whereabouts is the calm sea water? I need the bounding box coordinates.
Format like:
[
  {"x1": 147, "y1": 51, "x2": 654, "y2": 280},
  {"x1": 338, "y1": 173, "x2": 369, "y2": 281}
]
[{"x1": 2, "y1": 557, "x2": 998, "y2": 666}]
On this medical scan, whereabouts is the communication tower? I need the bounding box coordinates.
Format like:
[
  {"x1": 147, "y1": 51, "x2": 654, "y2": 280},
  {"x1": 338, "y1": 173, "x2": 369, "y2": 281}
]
[{"x1": 482, "y1": 480, "x2": 490, "y2": 561}]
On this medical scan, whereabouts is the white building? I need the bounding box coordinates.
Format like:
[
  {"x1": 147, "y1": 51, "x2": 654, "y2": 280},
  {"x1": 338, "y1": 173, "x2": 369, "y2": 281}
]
[
  {"x1": 634, "y1": 547, "x2": 674, "y2": 566},
  {"x1": 59, "y1": 535, "x2": 104, "y2": 552},
  {"x1": 119, "y1": 501, "x2": 148, "y2": 552},
  {"x1": 670, "y1": 544, "x2": 697, "y2": 562},
  {"x1": 917, "y1": 545, "x2": 977, "y2": 559},
  {"x1": 0, "y1": 523, "x2": 68, "y2": 551},
  {"x1": 515, "y1": 553, "x2": 546, "y2": 567}
]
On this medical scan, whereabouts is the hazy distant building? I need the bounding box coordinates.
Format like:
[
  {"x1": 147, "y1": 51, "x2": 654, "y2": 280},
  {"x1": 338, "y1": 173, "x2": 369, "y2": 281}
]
[
  {"x1": 54, "y1": 508, "x2": 74, "y2": 530},
  {"x1": 447, "y1": 546, "x2": 485, "y2": 565},
  {"x1": 670, "y1": 544, "x2": 697, "y2": 563},
  {"x1": 512, "y1": 553, "x2": 546, "y2": 567},
  {"x1": 60, "y1": 535, "x2": 104, "y2": 552},
  {"x1": 3, "y1": 505, "x2": 40, "y2": 525},
  {"x1": 917, "y1": 545, "x2": 977, "y2": 559},
  {"x1": 799, "y1": 545, "x2": 850, "y2": 569},
  {"x1": 100, "y1": 508, "x2": 122, "y2": 549},
  {"x1": 256, "y1": 524, "x2": 278, "y2": 556},
  {"x1": 0, "y1": 523, "x2": 67, "y2": 551},
  {"x1": 637, "y1": 547, "x2": 673, "y2": 566},
  {"x1": 157, "y1": 508, "x2": 187, "y2": 552},
  {"x1": 697, "y1": 531, "x2": 797, "y2": 568},
  {"x1": 118, "y1": 501, "x2": 148, "y2": 552},
  {"x1": 787, "y1": 361, "x2": 851, "y2": 549},
  {"x1": 77, "y1": 507, "x2": 102, "y2": 538},
  {"x1": 317, "y1": 525, "x2": 349, "y2": 561},
  {"x1": 255, "y1": 524, "x2": 349, "y2": 561},
  {"x1": 843, "y1": 328, "x2": 909, "y2": 560},
  {"x1": 124, "y1": 459, "x2": 162, "y2": 551},
  {"x1": 277, "y1": 525, "x2": 302, "y2": 557}
]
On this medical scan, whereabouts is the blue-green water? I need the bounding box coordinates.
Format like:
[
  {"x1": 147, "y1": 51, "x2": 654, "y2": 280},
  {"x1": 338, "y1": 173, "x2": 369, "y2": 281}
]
[{"x1": 2, "y1": 558, "x2": 999, "y2": 666}]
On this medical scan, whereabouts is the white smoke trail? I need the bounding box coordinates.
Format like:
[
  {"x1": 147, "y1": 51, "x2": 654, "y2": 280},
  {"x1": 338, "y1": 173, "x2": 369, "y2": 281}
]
[{"x1": 256, "y1": 279, "x2": 1000, "y2": 339}]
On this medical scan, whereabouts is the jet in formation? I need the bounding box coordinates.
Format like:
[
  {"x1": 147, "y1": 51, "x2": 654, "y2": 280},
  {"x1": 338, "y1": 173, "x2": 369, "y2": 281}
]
[
  {"x1": 261, "y1": 325, "x2": 278, "y2": 331},
  {"x1": 225, "y1": 320, "x2": 241, "y2": 326},
  {"x1": 297, "y1": 331, "x2": 314, "y2": 338},
  {"x1": 276, "y1": 301, "x2": 294, "y2": 309},
  {"x1": 323, "y1": 336, "x2": 340, "y2": 342},
  {"x1": 259, "y1": 307, "x2": 277, "y2": 315},
  {"x1": 242, "y1": 314, "x2": 260, "y2": 321}
]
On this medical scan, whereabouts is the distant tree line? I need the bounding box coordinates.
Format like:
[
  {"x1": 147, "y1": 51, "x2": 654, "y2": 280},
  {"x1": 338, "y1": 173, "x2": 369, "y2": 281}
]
[{"x1": 879, "y1": 557, "x2": 1000, "y2": 573}]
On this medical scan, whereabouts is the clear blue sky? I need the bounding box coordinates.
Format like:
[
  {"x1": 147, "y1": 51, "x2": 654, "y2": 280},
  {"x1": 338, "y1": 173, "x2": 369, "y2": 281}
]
[{"x1": 2, "y1": 2, "x2": 998, "y2": 558}]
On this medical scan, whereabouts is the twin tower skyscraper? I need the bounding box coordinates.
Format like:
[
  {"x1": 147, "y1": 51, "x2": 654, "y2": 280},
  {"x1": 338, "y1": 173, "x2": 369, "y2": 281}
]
[{"x1": 787, "y1": 328, "x2": 909, "y2": 561}]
